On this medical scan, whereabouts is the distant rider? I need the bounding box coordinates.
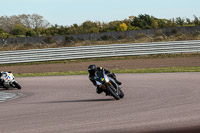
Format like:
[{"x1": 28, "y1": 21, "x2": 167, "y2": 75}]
[
  {"x1": 88, "y1": 64, "x2": 122, "y2": 94},
  {"x1": 0, "y1": 71, "x2": 11, "y2": 87},
  {"x1": 0, "y1": 71, "x2": 6, "y2": 87}
]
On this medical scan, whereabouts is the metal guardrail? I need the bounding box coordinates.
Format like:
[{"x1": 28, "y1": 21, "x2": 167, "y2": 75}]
[{"x1": 0, "y1": 40, "x2": 200, "y2": 64}]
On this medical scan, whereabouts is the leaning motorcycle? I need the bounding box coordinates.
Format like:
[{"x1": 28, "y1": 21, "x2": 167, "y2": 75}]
[
  {"x1": 0, "y1": 72, "x2": 21, "y2": 90},
  {"x1": 95, "y1": 70, "x2": 124, "y2": 100}
]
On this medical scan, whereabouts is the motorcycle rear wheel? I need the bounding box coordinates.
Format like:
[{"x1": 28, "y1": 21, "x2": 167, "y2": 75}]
[{"x1": 13, "y1": 81, "x2": 21, "y2": 90}]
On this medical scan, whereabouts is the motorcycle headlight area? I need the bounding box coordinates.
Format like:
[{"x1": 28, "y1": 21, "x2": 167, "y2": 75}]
[{"x1": 105, "y1": 76, "x2": 109, "y2": 82}]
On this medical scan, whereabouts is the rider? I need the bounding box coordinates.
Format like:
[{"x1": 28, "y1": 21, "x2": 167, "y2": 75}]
[
  {"x1": 88, "y1": 64, "x2": 122, "y2": 94},
  {"x1": 0, "y1": 71, "x2": 6, "y2": 87},
  {"x1": 0, "y1": 71, "x2": 11, "y2": 87}
]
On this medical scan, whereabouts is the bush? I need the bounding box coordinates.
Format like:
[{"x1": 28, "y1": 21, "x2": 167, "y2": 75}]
[
  {"x1": 171, "y1": 28, "x2": 177, "y2": 34},
  {"x1": 26, "y1": 29, "x2": 37, "y2": 37},
  {"x1": 194, "y1": 30, "x2": 200, "y2": 35},
  {"x1": 135, "y1": 33, "x2": 145, "y2": 39},
  {"x1": 43, "y1": 36, "x2": 54, "y2": 43},
  {"x1": 0, "y1": 33, "x2": 9, "y2": 38},
  {"x1": 65, "y1": 35, "x2": 74, "y2": 42},
  {"x1": 118, "y1": 35, "x2": 126, "y2": 39},
  {"x1": 156, "y1": 30, "x2": 163, "y2": 36},
  {"x1": 100, "y1": 35, "x2": 112, "y2": 40}
]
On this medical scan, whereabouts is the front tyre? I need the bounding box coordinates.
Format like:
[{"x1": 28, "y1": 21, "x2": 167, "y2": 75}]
[
  {"x1": 106, "y1": 85, "x2": 120, "y2": 100},
  {"x1": 119, "y1": 90, "x2": 124, "y2": 98},
  {"x1": 13, "y1": 81, "x2": 21, "y2": 90}
]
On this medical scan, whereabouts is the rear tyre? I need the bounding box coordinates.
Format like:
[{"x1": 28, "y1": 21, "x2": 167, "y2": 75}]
[{"x1": 13, "y1": 81, "x2": 21, "y2": 90}]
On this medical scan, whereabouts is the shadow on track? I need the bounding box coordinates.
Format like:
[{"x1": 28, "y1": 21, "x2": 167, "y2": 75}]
[
  {"x1": 138, "y1": 126, "x2": 200, "y2": 133},
  {"x1": 38, "y1": 98, "x2": 114, "y2": 104},
  {"x1": 104, "y1": 126, "x2": 200, "y2": 133},
  {"x1": 0, "y1": 87, "x2": 7, "y2": 91},
  {"x1": 0, "y1": 87, "x2": 19, "y2": 91}
]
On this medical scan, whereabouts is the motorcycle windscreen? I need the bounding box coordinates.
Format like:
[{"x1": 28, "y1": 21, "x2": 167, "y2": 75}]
[{"x1": 96, "y1": 71, "x2": 104, "y2": 78}]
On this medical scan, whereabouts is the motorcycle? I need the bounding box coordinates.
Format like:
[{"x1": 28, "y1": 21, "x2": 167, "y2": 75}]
[
  {"x1": 95, "y1": 70, "x2": 124, "y2": 100},
  {"x1": 0, "y1": 72, "x2": 21, "y2": 90}
]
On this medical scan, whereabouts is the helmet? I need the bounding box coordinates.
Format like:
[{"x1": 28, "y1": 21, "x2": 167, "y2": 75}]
[{"x1": 88, "y1": 64, "x2": 97, "y2": 74}]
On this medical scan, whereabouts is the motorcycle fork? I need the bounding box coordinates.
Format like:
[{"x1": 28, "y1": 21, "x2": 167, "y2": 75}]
[
  {"x1": 102, "y1": 84, "x2": 106, "y2": 90},
  {"x1": 102, "y1": 82, "x2": 112, "y2": 90},
  {"x1": 109, "y1": 81, "x2": 119, "y2": 94}
]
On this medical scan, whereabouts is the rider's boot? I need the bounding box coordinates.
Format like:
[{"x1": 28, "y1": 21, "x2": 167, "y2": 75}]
[
  {"x1": 0, "y1": 80, "x2": 4, "y2": 87},
  {"x1": 96, "y1": 86, "x2": 103, "y2": 94},
  {"x1": 105, "y1": 91, "x2": 111, "y2": 96},
  {"x1": 1, "y1": 83, "x2": 8, "y2": 89}
]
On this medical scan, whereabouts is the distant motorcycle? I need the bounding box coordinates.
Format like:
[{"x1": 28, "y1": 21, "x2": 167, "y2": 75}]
[
  {"x1": 0, "y1": 72, "x2": 21, "y2": 90},
  {"x1": 95, "y1": 70, "x2": 124, "y2": 100}
]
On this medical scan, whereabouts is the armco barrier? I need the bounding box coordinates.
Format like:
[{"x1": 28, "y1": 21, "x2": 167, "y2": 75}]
[{"x1": 0, "y1": 40, "x2": 200, "y2": 64}]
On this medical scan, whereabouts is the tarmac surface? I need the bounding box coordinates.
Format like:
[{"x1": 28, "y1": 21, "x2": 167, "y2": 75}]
[{"x1": 0, "y1": 73, "x2": 200, "y2": 133}]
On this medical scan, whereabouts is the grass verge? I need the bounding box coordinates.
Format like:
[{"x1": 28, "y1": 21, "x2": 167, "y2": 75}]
[{"x1": 15, "y1": 66, "x2": 200, "y2": 77}]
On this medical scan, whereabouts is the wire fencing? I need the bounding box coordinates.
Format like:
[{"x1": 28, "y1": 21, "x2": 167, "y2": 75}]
[{"x1": 0, "y1": 26, "x2": 200, "y2": 45}]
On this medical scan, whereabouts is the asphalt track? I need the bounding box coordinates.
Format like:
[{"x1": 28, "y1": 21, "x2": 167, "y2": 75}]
[{"x1": 0, "y1": 73, "x2": 200, "y2": 133}]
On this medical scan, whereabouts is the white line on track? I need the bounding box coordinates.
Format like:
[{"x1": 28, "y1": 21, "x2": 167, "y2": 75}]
[{"x1": 0, "y1": 92, "x2": 22, "y2": 103}]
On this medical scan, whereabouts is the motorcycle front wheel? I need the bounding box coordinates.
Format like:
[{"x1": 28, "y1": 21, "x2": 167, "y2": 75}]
[
  {"x1": 119, "y1": 90, "x2": 124, "y2": 98},
  {"x1": 106, "y1": 84, "x2": 120, "y2": 100}
]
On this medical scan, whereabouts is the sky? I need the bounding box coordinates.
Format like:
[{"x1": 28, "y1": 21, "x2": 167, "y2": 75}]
[{"x1": 1, "y1": 0, "x2": 200, "y2": 26}]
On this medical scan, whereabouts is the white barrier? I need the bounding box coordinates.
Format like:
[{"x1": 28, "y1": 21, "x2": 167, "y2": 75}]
[{"x1": 0, "y1": 40, "x2": 200, "y2": 64}]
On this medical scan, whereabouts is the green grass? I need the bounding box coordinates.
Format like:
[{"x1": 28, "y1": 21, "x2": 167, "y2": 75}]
[
  {"x1": 15, "y1": 71, "x2": 88, "y2": 77},
  {"x1": 15, "y1": 66, "x2": 200, "y2": 77},
  {"x1": 112, "y1": 66, "x2": 200, "y2": 73}
]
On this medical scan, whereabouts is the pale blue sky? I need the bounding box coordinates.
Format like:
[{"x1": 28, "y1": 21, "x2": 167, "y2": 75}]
[{"x1": 1, "y1": 0, "x2": 199, "y2": 26}]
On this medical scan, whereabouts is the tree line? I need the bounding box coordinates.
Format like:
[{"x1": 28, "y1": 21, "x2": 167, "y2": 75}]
[{"x1": 0, "y1": 14, "x2": 200, "y2": 39}]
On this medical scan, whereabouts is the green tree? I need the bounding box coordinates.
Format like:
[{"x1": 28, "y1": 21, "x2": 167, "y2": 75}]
[
  {"x1": 67, "y1": 24, "x2": 80, "y2": 34},
  {"x1": 106, "y1": 21, "x2": 121, "y2": 32},
  {"x1": 131, "y1": 14, "x2": 153, "y2": 29},
  {"x1": 0, "y1": 33, "x2": 9, "y2": 38},
  {"x1": 26, "y1": 29, "x2": 37, "y2": 37},
  {"x1": 127, "y1": 25, "x2": 141, "y2": 31},
  {"x1": 81, "y1": 21, "x2": 99, "y2": 33},
  {"x1": 175, "y1": 17, "x2": 185, "y2": 26},
  {"x1": 10, "y1": 23, "x2": 26, "y2": 36},
  {"x1": 166, "y1": 19, "x2": 177, "y2": 27},
  {"x1": 0, "y1": 28, "x2": 6, "y2": 34},
  {"x1": 151, "y1": 18, "x2": 159, "y2": 28},
  {"x1": 57, "y1": 26, "x2": 68, "y2": 35},
  {"x1": 193, "y1": 15, "x2": 200, "y2": 26},
  {"x1": 186, "y1": 18, "x2": 193, "y2": 25},
  {"x1": 157, "y1": 19, "x2": 168, "y2": 28}
]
